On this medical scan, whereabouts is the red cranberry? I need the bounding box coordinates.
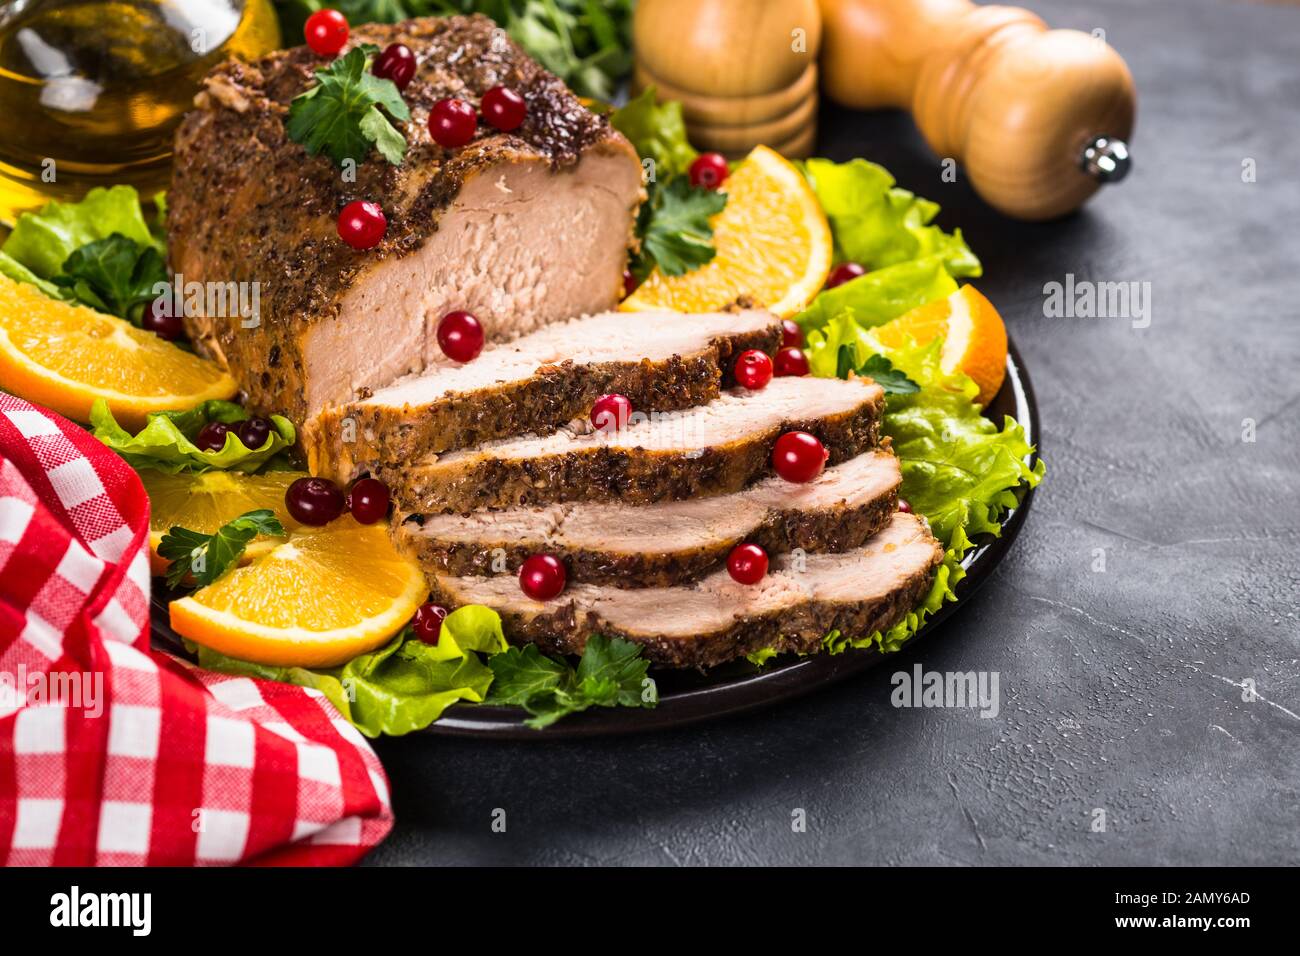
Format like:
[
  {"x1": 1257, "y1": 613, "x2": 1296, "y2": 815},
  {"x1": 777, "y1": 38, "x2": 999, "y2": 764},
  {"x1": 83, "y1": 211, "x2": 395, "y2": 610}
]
[
  {"x1": 142, "y1": 297, "x2": 184, "y2": 341},
  {"x1": 897, "y1": 498, "x2": 913, "y2": 514},
  {"x1": 236, "y1": 416, "x2": 273, "y2": 450},
  {"x1": 285, "y1": 476, "x2": 346, "y2": 526},
  {"x1": 372, "y1": 42, "x2": 416, "y2": 90},
  {"x1": 304, "y1": 9, "x2": 348, "y2": 56},
  {"x1": 622, "y1": 269, "x2": 637, "y2": 298},
  {"x1": 825, "y1": 262, "x2": 867, "y2": 289},
  {"x1": 481, "y1": 85, "x2": 526, "y2": 131},
  {"x1": 689, "y1": 152, "x2": 729, "y2": 190},
  {"x1": 780, "y1": 319, "x2": 804, "y2": 349},
  {"x1": 774, "y1": 347, "x2": 810, "y2": 377},
  {"x1": 337, "y1": 200, "x2": 386, "y2": 250},
  {"x1": 772, "y1": 431, "x2": 828, "y2": 484},
  {"x1": 429, "y1": 98, "x2": 477, "y2": 148},
  {"x1": 734, "y1": 349, "x2": 773, "y2": 390},
  {"x1": 436, "y1": 310, "x2": 484, "y2": 362},
  {"x1": 519, "y1": 554, "x2": 566, "y2": 601},
  {"x1": 727, "y1": 543, "x2": 769, "y2": 585},
  {"x1": 590, "y1": 393, "x2": 633, "y2": 433},
  {"x1": 411, "y1": 602, "x2": 448, "y2": 644},
  {"x1": 194, "y1": 421, "x2": 230, "y2": 453},
  {"x1": 346, "y1": 477, "x2": 390, "y2": 525}
]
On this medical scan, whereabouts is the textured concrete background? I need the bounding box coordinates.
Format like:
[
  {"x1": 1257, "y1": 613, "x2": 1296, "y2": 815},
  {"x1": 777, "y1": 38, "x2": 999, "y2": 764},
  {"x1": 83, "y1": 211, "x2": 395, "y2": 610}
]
[{"x1": 366, "y1": 0, "x2": 1300, "y2": 865}]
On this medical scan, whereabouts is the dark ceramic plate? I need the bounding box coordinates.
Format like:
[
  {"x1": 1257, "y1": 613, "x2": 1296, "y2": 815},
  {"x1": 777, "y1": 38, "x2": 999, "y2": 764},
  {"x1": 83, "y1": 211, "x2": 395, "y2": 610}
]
[{"x1": 151, "y1": 337, "x2": 1039, "y2": 739}]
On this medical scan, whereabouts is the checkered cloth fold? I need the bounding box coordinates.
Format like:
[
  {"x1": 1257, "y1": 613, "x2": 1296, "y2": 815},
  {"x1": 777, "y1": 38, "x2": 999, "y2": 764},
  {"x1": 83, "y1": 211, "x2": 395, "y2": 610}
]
[{"x1": 0, "y1": 394, "x2": 392, "y2": 865}]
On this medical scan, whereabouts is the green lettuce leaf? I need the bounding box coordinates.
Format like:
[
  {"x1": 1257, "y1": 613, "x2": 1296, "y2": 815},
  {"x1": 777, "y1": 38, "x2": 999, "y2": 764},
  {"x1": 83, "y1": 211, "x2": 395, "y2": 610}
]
[
  {"x1": 609, "y1": 85, "x2": 697, "y2": 177},
  {"x1": 0, "y1": 252, "x2": 62, "y2": 297},
  {"x1": 190, "y1": 605, "x2": 510, "y2": 737},
  {"x1": 795, "y1": 256, "x2": 958, "y2": 334},
  {"x1": 802, "y1": 157, "x2": 981, "y2": 279},
  {"x1": 812, "y1": 327, "x2": 1043, "y2": 655},
  {"x1": 90, "y1": 399, "x2": 295, "y2": 474},
  {"x1": 1, "y1": 185, "x2": 162, "y2": 282}
]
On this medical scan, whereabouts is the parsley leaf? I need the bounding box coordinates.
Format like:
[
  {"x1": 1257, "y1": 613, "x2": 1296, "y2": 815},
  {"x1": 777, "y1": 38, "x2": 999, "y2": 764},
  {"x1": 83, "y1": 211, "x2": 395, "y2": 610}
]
[
  {"x1": 159, "y1": 509, "x2": 286, "y2": 589},
  {"x1": 838, "y1": 346, "x2": 920, "y2": 395},
  {"x1": 486, "y1": 634, "x2": 657, "y2": 728},
  {"x1": 633, "y1": 175, "x2": 727, "y2": 279},
  {"x1": 286, "y1": 45, "x2": 411, "y2": 166},
  {"x1": 485, "y1": 644, "x2": 569, "y2": 704},
  {"x1": 52, "y1": 234, "x2": 167, "y2": 322}
]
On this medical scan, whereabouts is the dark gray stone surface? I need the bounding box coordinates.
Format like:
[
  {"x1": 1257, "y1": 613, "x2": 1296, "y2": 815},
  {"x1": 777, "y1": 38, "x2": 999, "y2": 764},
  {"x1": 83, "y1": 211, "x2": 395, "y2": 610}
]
[{"x1": 366, "y1": 0, "x2": 1300, "y2": 866}]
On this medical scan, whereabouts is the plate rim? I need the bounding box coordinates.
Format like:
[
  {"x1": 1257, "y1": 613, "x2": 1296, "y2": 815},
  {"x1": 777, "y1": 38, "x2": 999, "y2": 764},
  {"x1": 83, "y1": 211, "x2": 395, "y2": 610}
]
[{"x1": 150, "y1": 335, "x2": 1040, "y2": 740}]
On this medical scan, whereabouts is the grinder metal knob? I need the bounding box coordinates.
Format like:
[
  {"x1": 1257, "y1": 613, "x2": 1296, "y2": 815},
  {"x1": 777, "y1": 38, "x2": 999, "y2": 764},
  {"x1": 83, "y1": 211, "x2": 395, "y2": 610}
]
[{"x1": 1080, "y1": 136, "x2": 1132, "y2": 184}]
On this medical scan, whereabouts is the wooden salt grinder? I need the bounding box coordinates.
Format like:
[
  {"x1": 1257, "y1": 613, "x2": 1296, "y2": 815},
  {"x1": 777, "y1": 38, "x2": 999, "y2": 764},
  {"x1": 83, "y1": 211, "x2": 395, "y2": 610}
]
[
  {"x1": 818, "y1": 0, "x2": 1136, "y2": 220},
  {"x1": 633, "y1": 0, "x2": 822, "y2": 159}
]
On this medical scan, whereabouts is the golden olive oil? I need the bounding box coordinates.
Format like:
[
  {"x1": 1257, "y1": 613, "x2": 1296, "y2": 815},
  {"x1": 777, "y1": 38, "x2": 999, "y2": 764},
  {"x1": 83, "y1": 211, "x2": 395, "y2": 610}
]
[{"x1": 0, "y1": 0, "x2": 280, "y2": 225}]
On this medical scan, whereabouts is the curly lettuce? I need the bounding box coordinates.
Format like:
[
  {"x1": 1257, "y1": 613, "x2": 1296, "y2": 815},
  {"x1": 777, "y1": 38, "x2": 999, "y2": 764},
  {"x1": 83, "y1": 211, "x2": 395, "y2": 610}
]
[
  {"x1": 609, "y1": 85, "x2": 697, "y2": 177},
  {"x1": 802, "y1": 157, "x2": 981, "y2": 279},
  {"x1": 90, "y1": 399, "x2": 296, "y2": 474},
  {"x1": 190, "y1": 605, "x2": 509, "y2": 737},
  {"x1": 0, "y1": 185, "x2": 162, "y2": 285},
  {"x1": 795, "y1": 255, "x2": 959, "y2": 334},
  {"x1": 809, "y1": 325, "x2": 1043, "y2": 655}
]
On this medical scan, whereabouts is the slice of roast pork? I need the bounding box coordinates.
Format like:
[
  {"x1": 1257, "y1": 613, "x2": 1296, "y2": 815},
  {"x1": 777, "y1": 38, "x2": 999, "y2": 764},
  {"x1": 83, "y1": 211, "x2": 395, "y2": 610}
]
[
  {"x1": 168, "y1": 16, "x2": 644, "y2": 424},
  {"x1": 397, "y1": 450, "x2": 902, "y2": 587},
  {"x1": 380, "y1": 375, "x2": 886, "y2": 513},
  {"x1": 430, "y1": 513, "x2": 944, "y2": 666},
  {"x1": 304, "y1": 308, "x2": 783, "y2": 480}
]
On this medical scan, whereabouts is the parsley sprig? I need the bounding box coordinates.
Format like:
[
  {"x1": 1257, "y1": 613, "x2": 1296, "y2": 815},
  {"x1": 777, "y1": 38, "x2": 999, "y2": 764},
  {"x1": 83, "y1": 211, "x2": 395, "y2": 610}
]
[
  {"x1": 159, "y1": 510, "x2": 286, "y2": 589},
  {"x1": 286, "y1": 45, "x2": 411, "y2": 166},
  {"x1": 837, "y1": 346, "x2": 920, "y2": 395},
  {"x1": 632, "y1": 175, "x2": 727, "y2": 280},
  {"x1": 52, "y1": 234, "x2": 167, "y2": 322},
  {"x1": 486, "y1": 634, "x2": 658, "y2": 728}
]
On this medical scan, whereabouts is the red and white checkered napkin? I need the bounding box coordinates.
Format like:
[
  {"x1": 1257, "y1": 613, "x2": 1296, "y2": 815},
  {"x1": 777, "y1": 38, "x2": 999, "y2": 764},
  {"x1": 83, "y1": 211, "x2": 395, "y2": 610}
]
[{"x1": 0, "y1": 394, "x2": 392, "y2": 865}]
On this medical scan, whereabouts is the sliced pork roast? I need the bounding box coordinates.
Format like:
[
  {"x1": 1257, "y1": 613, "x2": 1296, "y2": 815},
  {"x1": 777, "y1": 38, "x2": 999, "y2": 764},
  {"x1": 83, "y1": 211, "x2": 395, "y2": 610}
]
[
  {"x1": 304, "y1": 308, "x2": 783, "y2": 480},
  {"x1": 379, "y1": 375, "x2": 886, "y2": 513},
  {"x1": 397, "y1": 450, "x2": 901, "y2": 587},
  {"x1": 430, "y1": 512, "x2": 944, "y2": 666},
  {"x1": 168, "y1": 15, "x2": 643, "y2": 424}
]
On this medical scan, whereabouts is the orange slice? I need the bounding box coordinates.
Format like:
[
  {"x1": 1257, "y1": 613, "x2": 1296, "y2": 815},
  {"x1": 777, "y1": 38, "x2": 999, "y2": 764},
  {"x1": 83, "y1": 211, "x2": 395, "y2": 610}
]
[
  {"x1": 142, "y1": 469, "x2": 305, "y2": 577},
  {"x1": 169, "y1": 520, "x2": 428, "y2": 668},
  {"x1": 874, "y1": 285, "x2": 1008, "y2": 405},
  {"x1": 621, "y1": 144, "x2": 833, "y2": 317},
  {"x1": 0, "y1": 274, "x2": 235, "y2": 429}
]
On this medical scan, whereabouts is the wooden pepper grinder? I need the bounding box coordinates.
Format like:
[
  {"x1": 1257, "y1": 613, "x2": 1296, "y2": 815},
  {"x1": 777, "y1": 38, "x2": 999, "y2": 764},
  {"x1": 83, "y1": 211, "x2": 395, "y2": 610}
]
[
  {"x1": 633, "y1": 0, "x2": 822, "y2": 159},
  {"x1": 818, "y1": 0, "x2": 1135, "y2": 220}
]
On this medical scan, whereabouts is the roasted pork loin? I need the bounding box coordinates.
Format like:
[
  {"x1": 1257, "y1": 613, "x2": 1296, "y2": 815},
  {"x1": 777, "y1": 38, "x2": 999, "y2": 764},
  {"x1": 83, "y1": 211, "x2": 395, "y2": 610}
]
[
  {"x1": 378, "y1": 376, "x2": 885, "y2": 513},
  {"x1": 429, "y1": 513, "x2": 944, "y2": 666},
  {"x1": 168, "y1": 16, "x2": 945, "y2": 670},
  {"x1": 169, "y1": 15, "x2": 643, "y2": 424},
  {"x1": 396, "y1": 450, "x2": 902, "y2": 587},
  {"x1": 303, "y1": 308, "x2": 783, "y2": 480}
]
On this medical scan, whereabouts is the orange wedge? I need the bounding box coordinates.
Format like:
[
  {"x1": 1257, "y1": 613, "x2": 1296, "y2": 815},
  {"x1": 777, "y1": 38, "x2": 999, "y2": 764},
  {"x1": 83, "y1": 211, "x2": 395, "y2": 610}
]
[
  {"x1": 621, "y1": 144, "x2": 833, "y2": 317},
  {"x1": 142, "y1": 470, "x2": 305, "y2": 577},
  {"x1": 0, "y1": 274, "x2": 235, "y2": 429},
  {"x1": 874, "y1": 285, "x2": 1008, "y2": 405},
  {"x1": 169, "y1": 520, "x2": 428, "y2": 668}
]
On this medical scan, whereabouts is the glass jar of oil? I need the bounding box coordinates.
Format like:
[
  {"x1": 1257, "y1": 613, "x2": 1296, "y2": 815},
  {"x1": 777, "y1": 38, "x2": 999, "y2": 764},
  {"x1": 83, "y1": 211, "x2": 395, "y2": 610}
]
[{"x1": 0, "y1": 0, "x2": 280, "y2": 225}]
